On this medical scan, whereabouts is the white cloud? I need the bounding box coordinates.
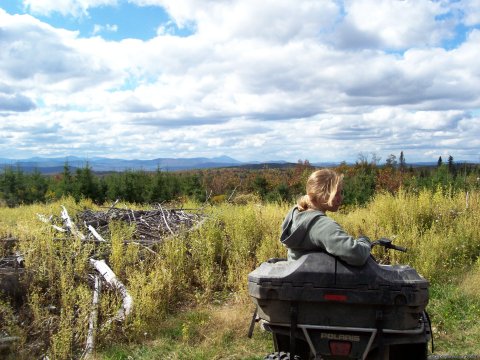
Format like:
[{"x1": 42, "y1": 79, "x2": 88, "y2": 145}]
[
  {"x1": 92, "y1": 23, "x2": 118, "y2": 35},
  {"x1": 0, "y1": 11, "x2": 122, "y2": 97},
  {"x1": 460, "y1": 0, "x2": 480, "y2": 26},
  {"x1": 133, "y1": 0, "x2": 340, "y2": 42},
  {"x1": 1, "y1": 1, "x2": 480, "y2": 162},
  {"x1": 22, "y1": 0, "x2": 118, "y2": 17},
  {"x1": 332, "y1": 0, "x2": 454, "y2": 50}
]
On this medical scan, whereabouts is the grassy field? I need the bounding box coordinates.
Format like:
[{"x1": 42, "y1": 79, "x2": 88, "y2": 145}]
[
  {"x1": 98, "y1": 301, "x2": 272, "y2": 360},
  {"x1": 1, "y1": 188, "x2": 480, "y2": 359}
]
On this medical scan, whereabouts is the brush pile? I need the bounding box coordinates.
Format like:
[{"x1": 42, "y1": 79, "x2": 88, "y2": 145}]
[{"x1": 77, "y1": 204, "x2": 206, "y2": 245}]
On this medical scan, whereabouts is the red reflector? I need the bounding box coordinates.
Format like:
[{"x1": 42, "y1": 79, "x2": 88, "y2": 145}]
[
  {"x1": 324, "y1": 294, "x2": 347, "y2": 301},
  {"x1": 329, "y1": 340, "x2": 352, "y2": 356}
]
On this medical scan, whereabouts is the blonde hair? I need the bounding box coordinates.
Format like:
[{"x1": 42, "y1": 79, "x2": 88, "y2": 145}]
[{"x1": 297, "y1": 169, "x2": 344, "y2": 211}]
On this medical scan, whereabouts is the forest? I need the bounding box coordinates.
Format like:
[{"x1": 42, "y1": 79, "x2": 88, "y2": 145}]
[{"x1": 1, "y1": 153, "x2": 480, "y2": 208}]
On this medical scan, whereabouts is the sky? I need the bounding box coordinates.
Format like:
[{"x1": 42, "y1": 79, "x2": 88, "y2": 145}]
[{"x1": 1, "y1": 0, "x2": 480, "y2": 164}]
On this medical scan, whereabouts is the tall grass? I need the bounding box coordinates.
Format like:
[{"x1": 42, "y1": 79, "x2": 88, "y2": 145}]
[
  {"x1": 1, "y1": 189, "x2": 480, "y2": 358},
  {"x1": 336, "y1": 188, "x2": 480, "y2": 282}
]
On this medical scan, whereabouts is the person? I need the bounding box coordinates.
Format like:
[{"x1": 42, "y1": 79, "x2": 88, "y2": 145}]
[{"x1": 280, "y1": 168, "x2": 371, "y2": 266}]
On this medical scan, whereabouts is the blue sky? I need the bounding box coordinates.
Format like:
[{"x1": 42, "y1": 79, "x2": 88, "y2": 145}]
[
  {"x1": 1, "y1": 0, "x2": 192, "y2": 40},
  {"x1": 1, "y1": 0, "x2": 480, "y2": 163}
]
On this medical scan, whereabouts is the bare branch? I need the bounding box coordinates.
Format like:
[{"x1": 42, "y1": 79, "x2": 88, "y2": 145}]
[
  {"x1": 37, "y1": 213, "x2": 66, "y2": 233},
  {"x1": 88, "y1": 225, "x2": 106, "y2": 242},
  {"x1": 61, "y1": 206, "x2": 86, "y2": 240}
]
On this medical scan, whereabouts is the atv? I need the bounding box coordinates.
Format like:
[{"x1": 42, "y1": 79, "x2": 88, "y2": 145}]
[{"x1": 248, "y1": 238, "x2": 432, "y2": 360}]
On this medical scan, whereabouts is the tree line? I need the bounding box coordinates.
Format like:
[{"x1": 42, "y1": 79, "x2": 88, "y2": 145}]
[{"x1": 1, "y1": 154, "x2": 480, "y2": 208}]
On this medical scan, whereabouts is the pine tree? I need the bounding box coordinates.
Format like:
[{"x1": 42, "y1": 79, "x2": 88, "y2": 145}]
[
  {"x1": 59, "y1": 162, "x2": 74, "y2": 197},
  {"x1": 399, "y1": 151, "x2": 406, "y2": 172},
  {"x1": 0, "y1": 167, "x2": 25, "y2": 207},
  {"x1": 74, "y1": 164, "x2": 100, "y2": 202},
  {"x1": 447, "y1": 155, "x2": 456, "y2": 176}
]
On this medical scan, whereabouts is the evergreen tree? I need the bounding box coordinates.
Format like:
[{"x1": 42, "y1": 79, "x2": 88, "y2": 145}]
[
  {"x1": 25, "y1": 169, "x2": 48, "y2": 203},
  {"x1": 0, "y1": 167, "x2": 25, "y2": 207},
  {"x1": 276, "y1": 183, "x2": 290, "y2": 202},
  {"x1": 437, "y1": 156, "x2": 443, "y2": 167},
  {"x1": 58, "y1": 162, "x2": 74, "y2": 197},
  {"x1": 123, "y1": 170, "x2": 151, "y2": 203},
  {"x1": 150, "y1": 170, "x2": 181, "y2": 203},
  {"x1": 73, "y1": 164, "x2": 100, "y2": 202},
  {"x1": 432, "y1": 163, "x2": 450, "y2": 189},
  {"x1": 342, "y1": 164, "x2": 376, "y2": 206},
  {"x1": 104, "y1": 172, "x2": 123, "y2": 201},
  {"x1": 399, "y1": 151, "x2": 406, "y2": 172},
  {"x1": 447, "y1": 155, "x2": 456, "y2": 176},
  {"x1": 253, "y1": 175, "x2": 268, "y2": 199}
]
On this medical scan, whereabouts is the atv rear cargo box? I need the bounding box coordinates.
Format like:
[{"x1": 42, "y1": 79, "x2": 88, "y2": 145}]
[{"x1": 248, "y1": 252, "x2": 429, "y2": 330}]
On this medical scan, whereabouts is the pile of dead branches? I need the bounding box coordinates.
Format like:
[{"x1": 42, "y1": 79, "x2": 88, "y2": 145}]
[{"x1": 77, "y1": 204, "x2": 206, "y2": 245}]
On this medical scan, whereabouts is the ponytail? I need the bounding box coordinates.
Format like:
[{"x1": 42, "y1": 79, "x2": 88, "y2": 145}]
[{"x1": 297, "y1": 195, "x2": 311, "y2": 212}]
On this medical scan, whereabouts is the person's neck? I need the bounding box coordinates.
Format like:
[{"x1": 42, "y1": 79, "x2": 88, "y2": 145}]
[{"x1": 307, "y1": 205, "x2": 326, "y2": 213}]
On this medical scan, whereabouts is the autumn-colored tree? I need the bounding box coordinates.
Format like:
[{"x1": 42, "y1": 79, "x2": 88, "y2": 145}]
[{"x1": 376, "y1": 167, "x2": 403, "y2": 194}]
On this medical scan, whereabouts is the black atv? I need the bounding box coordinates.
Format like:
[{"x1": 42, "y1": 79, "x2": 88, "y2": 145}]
[{"x1": 248, "y1": 239, "x2": 432, "y2": 360}]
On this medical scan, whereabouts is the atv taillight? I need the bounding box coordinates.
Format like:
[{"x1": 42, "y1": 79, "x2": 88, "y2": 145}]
[
  {"x1": 324, "y1": 294, "x2": 347, "y2": 302},
  {"x1": 329, "y1": 340, "x2": 352, "y2": 356}
]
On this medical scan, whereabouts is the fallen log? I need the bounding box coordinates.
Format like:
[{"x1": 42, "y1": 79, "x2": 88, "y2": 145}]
[
  {"x1": 89, "y1": 259, "x2": 132, "y2": 321},
  {"x1": 83, "y1": 275, "x2": 101, "y2": 359}
]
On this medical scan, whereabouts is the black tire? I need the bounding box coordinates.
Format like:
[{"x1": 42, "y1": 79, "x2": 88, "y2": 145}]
[
  {"x1": 390, "y1": 343, "x2": 427, "y2": 360},
  {"x1": 263, "y1": 352, "x2": 302, "y2": 360},
  {"x1": 366, "y1": 347, "x2": 389, "y2": 360}
]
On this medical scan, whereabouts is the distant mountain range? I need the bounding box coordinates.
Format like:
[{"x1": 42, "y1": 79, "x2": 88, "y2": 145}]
[
  {"x1": 0, "y1": 156, "x2": 298, "y2": 174},
  {"x1": 0, "y1": 156, "x2": 459, "y2": 174}
]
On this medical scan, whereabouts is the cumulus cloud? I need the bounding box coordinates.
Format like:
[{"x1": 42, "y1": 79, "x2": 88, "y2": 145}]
[
  {"x1": 1, "y1": 1, "x2": 480, "y2": 162},
  {"x1": 332, "y1": 0, "x2": 454, "y2": 50},
  {"x1": 0, "y1": 10, "x2": 122, "y2": 95}
]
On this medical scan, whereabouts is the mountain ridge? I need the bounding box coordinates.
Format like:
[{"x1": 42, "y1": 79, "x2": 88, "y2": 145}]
[
  {"x1": 1, "y1": 156, "x2": 467, "y2": 174},
  {"x1": 0, "y1": 155, "x2": 283, "y2": 173}
]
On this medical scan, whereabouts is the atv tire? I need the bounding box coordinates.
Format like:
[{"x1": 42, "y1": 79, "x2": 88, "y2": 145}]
[
  {"x1": 390, "y1": 342, "x2": 428, "y2": 360},
  {"x1": 263, "y1": 352, "x2": 302, "y2": 360}
]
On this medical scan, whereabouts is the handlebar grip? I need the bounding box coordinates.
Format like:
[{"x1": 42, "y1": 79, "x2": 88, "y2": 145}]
[{"x1": 391, "y1": 245, "x2": 407, "y2": 252}]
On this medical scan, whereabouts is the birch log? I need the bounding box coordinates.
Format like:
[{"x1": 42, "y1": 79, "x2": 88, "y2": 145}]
[
  {"x1": 84, "y1": 275, "x2": 101, "y2": 359},
  {"x1": 89, "y1": 259, "x2": 133, "y2": 320}
]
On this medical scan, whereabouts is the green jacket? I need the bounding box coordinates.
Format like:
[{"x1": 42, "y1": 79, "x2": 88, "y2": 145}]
[{"x1": 280, "y1": 206, "x2": 371, "y2": 266}]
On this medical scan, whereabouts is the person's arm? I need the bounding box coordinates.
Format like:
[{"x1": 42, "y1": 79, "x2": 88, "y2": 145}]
[{"x1": 309, "y1": 218, "x2": 371, "y2": 266}]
